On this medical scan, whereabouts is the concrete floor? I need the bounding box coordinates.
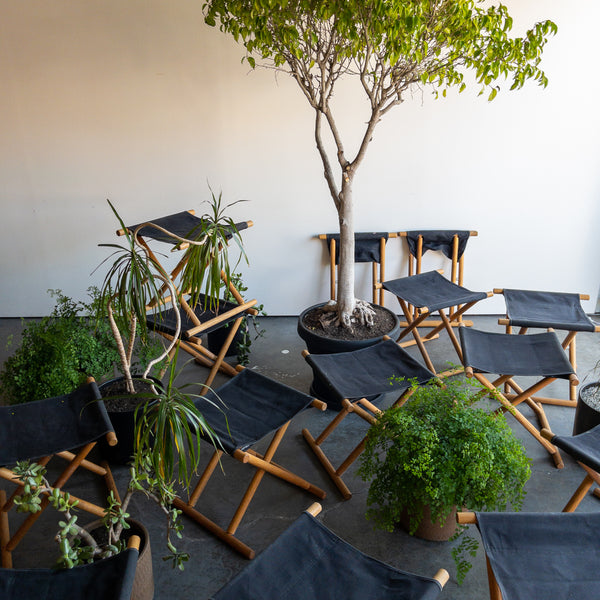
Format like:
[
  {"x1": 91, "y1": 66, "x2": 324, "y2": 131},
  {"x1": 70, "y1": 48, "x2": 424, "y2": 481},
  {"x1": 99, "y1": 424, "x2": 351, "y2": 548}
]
[{"x1": 1, "y1": 314, "x2": 600, "y2": 599}]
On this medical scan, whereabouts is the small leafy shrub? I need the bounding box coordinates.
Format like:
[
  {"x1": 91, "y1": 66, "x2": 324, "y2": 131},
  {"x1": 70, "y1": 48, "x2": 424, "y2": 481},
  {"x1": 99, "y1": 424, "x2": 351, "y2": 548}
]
[
  {"x1": 358, "y1": 377, "x2": 531, "y2": 583},
  {"x1": 0, "y1": 289, "x2": 120, "y2": 405}
]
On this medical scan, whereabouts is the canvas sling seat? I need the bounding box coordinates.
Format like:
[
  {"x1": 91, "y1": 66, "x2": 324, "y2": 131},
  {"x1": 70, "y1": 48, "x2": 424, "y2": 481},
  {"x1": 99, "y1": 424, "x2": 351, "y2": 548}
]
[
  {"x1": 382, "y1": 270, "x2": 491, "y2": 376},
  {"x1": 457, "y1": 511, "x2": 600, "y2": 600},
  {"x1": 541, "y1": 423, "x2": 600, "y2": 511},
  {"x1": 400, "y1": 229, "x2": 477, "y2": 324},
  {"x1": 495, "y1": 288, "x2": 600, "y2": 406},
  {"x1": 0, "y1": 380, "x2": 119, "y2": 568},
  {"x1": 211, "y1": 503, "x2": 449, "y2": 600},
  {"x1": 319, "y1": 231, "x2": 398, "y2": 306},
  {"x1": 302, "y1": 339, "x2": 437, "y2": 499},
  {"x1": 121, "y1": 209, "x2": 258, "y2": 390},
  {"x1": 459, "y1": 326, "x2": 578, "y2": 468},
  {"x1": 0, "y1": 534, "x2": 140, "y2": 600},
  {"x1": 171, "y1": 369, "x2": 327, "y2": 559}
]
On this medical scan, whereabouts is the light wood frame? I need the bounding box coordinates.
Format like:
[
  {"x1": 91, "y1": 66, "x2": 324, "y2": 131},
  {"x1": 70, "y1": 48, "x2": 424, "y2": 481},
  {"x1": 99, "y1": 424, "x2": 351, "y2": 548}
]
[
  {"x1": 120, "y1": 210, "x2": 258, "y2": 393},
  {"x1": 399, "y1": 230, "x2": 478, "y2": 325},
  {"x1": 318, "y1": 232, "x2": 398, "y2": 306},
  {"x1": 0, "y1": 435, "x2": 119, "y2": 568},
  {"x1": 495, "y1": 288, "x2": 600, "y2": 408},
  {"x1": 172, "y1": 395, "x2": 327, "y2": 559}
]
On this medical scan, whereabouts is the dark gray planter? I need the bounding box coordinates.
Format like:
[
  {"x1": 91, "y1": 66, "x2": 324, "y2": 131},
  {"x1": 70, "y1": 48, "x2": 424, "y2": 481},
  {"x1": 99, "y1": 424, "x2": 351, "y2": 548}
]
[
  {"x1": 297, "y1": 302, "x2": 401, "y2": 355},
  {"x1": 573, "y1": 382, "x2": 600, "y2": 435}
]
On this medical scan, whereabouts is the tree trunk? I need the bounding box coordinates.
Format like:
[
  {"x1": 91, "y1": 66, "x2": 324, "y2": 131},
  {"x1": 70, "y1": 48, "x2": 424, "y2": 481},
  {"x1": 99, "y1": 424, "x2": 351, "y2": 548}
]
[{"x1": 336, "y1": 176, "x2": 356, "y2": 325}]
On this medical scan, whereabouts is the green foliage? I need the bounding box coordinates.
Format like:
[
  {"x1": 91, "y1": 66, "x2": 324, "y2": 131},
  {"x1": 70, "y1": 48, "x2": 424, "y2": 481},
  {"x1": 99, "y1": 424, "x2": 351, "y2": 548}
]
[
  {"x1": 133, "y1": 347, "x2": 223, "y2": 491},
  {"x1": 179, "y1": 188, "x2": 248, "y2": 311},
  {"x1": 0, "y1": 289, "x2": 120, "y2": 405},
  {"x1": 357, "y1": 377, "x2": 531, "y2": 582},
  {"x1": 204, "y1": 0, "x2": 557, "y2": 103}
]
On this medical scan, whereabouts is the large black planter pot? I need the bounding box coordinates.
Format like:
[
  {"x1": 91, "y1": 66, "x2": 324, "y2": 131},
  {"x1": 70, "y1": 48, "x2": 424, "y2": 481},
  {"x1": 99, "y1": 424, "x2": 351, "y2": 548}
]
[
  {"x1": 573, "y1": 382, "x2": 600, "y2": 435},
  {"x1": 98, "y1": 376, "x2": 160, "y2": 465},
  {"x1": 298, "y1": 302, "x2": 401, "y2": 410},
  {"x1": 297, "y1": 302, "x2": 401, "y2": 355}
]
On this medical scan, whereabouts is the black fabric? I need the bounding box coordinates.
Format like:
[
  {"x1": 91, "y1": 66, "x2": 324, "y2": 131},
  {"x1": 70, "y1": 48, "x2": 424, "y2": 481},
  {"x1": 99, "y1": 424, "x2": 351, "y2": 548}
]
[
  {"x1": 306, "y1": 339, "x2": 435, "y2": 404},
  {"x1": 195, "y1": 370, "x2": 315, "y2": 455},
  {"x1": 0, "y1": 382, "x2": 114, "y2": 465},
  {"x1": 551, "y1": 423, "x2": 600, "y2": 473},
  {"x1": 212, "y1": 512, "x2": 443, "y2": 600},
  {"x1": 459, "y1": 327, "x2": 575, "y2": 379},
  {"x1": 127, "y1": 211, "x2": 249, "y2": 245},
  {"x1": 405, "y1": 230, "x2": 470, "y2": 260},
  {"x1": 503, "y1": 288, "x2": 598, "y2": 332},
  {"x1": 383, "y1": 271, "x2": 488, "y2": 312},
  {"x1": 0, "y1": 546, "x2": 138, "y2": 600},
  {"x1": 475, "y1": 511, "x2": 600, "y2": 600},
  {"x1": 147, "y1": 295, "x2": 245, "y2": 339},
  {"x1": 325, "y1": 232, "x2": 389, "y2": 264}
]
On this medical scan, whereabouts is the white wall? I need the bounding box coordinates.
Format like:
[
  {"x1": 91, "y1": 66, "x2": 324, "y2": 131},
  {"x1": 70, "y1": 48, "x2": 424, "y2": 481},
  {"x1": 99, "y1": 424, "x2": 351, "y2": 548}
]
[{"x1": 1, "y1": 0, "x2": 598, "y2": 317}]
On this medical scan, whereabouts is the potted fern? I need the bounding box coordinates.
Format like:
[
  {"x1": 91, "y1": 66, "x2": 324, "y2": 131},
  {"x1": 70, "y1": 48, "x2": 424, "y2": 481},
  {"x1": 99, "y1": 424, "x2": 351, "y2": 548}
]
[
  {"x1": 94, "y1": 193, "x2": 246, "y2": 462},
  {"x1": 358, "y1": 377, "x2": 531, "y2": 581}
]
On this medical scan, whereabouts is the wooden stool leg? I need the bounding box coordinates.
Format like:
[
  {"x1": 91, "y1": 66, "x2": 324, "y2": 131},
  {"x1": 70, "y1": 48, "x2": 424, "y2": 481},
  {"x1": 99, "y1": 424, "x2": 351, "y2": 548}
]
[{"x1": 0, "y1": 489, "x2": 12, "y2": 568}]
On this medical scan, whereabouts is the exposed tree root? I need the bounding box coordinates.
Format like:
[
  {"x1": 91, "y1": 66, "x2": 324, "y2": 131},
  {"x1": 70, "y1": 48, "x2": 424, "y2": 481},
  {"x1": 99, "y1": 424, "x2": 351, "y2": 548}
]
[{"x1": 318, "y1": 299, "x2": 376, "y2": 330}]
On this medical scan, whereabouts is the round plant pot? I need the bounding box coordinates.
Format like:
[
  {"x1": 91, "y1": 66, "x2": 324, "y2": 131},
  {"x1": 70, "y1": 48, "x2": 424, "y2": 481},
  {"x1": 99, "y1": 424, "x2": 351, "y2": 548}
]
[
  {"x1": 98, "y1": 376, "x2": 161, "y2": 465},
  {"x1": 297, "y1": 302, "x2": 401, "y2": 355},
  {"x1": 573, "y1": 382, "x2": 600, "y2": 435},
  {"x1": 400, "y1": 505, "x2": 458, "y2": 542},
  {"x1": 86, "y1": 518, "x2": 154, "y2": 600}
]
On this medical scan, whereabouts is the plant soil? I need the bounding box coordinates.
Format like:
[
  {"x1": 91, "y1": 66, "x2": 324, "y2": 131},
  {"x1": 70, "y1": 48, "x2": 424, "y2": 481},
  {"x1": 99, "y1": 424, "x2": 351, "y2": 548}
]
[
  {"x1": 301, "y1": 304, "x2": 397, "y2": 341},
  {"x1": 100, "y1": 378, "x2": 157, "y2": 412}
]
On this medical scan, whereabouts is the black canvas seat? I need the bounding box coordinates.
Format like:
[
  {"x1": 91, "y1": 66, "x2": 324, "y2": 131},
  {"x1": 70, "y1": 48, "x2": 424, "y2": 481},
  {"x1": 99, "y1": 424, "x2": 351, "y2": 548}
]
[
  {"x1": 541, "y1": 424, "x2": 600, "y2": 511},
  {"x1": 0, "y1": 380, "x2": 119, "y2": 568},
  {"x1": 121, "y1": 209, "x2": 258, "y2": 391},
  {"x1": 458, "y1": 511, "x2": 600, "y2": 600},
  {"x1": 212, "y1": 504, "x2": 449, "y2": 600},
  {"x1": 302, "y1": 339, "x2": 437, "y2": 499},
  {"x1": 171, "y1": 369, "x2": 327, "y2": 559},
  {"x1": 459, "y1": 326, "x2": 577, "y2": 468},
  {"x1": 319, "y1": 231, "x2": 397, "y2": 305},
  {"x1": 496, "y1": 288, "x2": 600, "y2": 406},
  {"x1": 400, "y1": 229, "x2": 477, "y2": 324},
  {"x1": 382, "y1": 271, "x2": 491, "y2": 375},
  {"x1": 0, "y1": 535, "x2": 140, "y2": 600}
]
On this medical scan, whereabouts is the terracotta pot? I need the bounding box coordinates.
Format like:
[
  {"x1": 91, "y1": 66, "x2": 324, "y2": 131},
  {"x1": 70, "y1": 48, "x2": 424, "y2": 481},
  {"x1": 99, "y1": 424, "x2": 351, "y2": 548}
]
[
  {"x1": 573, "y1": 382, "x2": 600, "y2": 435},
  {"x1": 85, "y1": 518, "x2": 154, "y2": 600},
  {"x1": 400, "y1": 505, "x2": 458, "y2": 542}
]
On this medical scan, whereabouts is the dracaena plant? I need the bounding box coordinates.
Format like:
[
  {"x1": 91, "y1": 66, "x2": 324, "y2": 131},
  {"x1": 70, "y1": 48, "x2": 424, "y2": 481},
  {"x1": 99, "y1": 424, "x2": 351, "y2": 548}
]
[
  {"x1": 203, "y1": 0, "x2": 557, "y2": 329},
  {"x1": 12, "y1": 350, "x2": 225, "y2": 571},
  {"x1": 95, "y1": 190, "x2": 247, "y2": 394}
]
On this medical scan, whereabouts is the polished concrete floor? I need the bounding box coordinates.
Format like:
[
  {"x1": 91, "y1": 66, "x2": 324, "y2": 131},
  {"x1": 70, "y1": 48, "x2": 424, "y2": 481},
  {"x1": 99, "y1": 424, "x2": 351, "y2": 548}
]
[{"x1": 1, "y1": 314, "x2": 600, "y2": 599}]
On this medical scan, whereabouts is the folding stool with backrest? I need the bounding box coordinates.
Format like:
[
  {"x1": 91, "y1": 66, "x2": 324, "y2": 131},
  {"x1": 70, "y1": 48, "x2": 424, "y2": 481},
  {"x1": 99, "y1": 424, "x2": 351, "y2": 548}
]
[
  {"x1": 459, "y1": 326, "x2": 578, "y2": 468},
  {"x1": 120, "y1": 209, "x2": 258, "y2": 391},
  {"x1": 457, "y1": 511, "x2": 600, "y2": 600},
  {"x1": 171, "y1": 368, "x2": 327, "y2": 559},
  {"x1": 381, "y1": 271, "x2": 492, "y2": 376},
  {"x1": 302, "y1": 338, "x2": 437, "y2": 499},
  {"x1": 495, "y1": 288, "x2": 600, "y2": 407},
  {"x1": 400, "y1": 230, "x2": 477, "y2": 324},
  {"x1": 318, "y1": 232, "x2": 398, "y2": 306},
  {"x1": 0, "y1": 379, "x2": 119, "y2": 568},
  {"x1": 0, "y1": 530, "x2": 139, "y2": 600},
  {"x1": 212, "y1": 502, "x2": 449, "y2": 600},
  {"x1": 540, "y1": 424, "x2": 600, "y2": 511}
]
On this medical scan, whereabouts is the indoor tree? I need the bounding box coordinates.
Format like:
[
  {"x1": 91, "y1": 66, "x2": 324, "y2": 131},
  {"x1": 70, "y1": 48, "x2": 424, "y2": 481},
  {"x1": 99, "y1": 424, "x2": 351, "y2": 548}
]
[{"x1": 203, "y1": 0, "x2": 556, "y2": 327}]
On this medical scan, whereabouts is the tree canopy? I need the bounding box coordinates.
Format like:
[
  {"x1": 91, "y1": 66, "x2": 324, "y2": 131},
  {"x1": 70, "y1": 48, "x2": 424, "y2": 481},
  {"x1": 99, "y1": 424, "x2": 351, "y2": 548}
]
[{"x1": 203, "y1": 0, "x2": 557, "y2": 325}]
